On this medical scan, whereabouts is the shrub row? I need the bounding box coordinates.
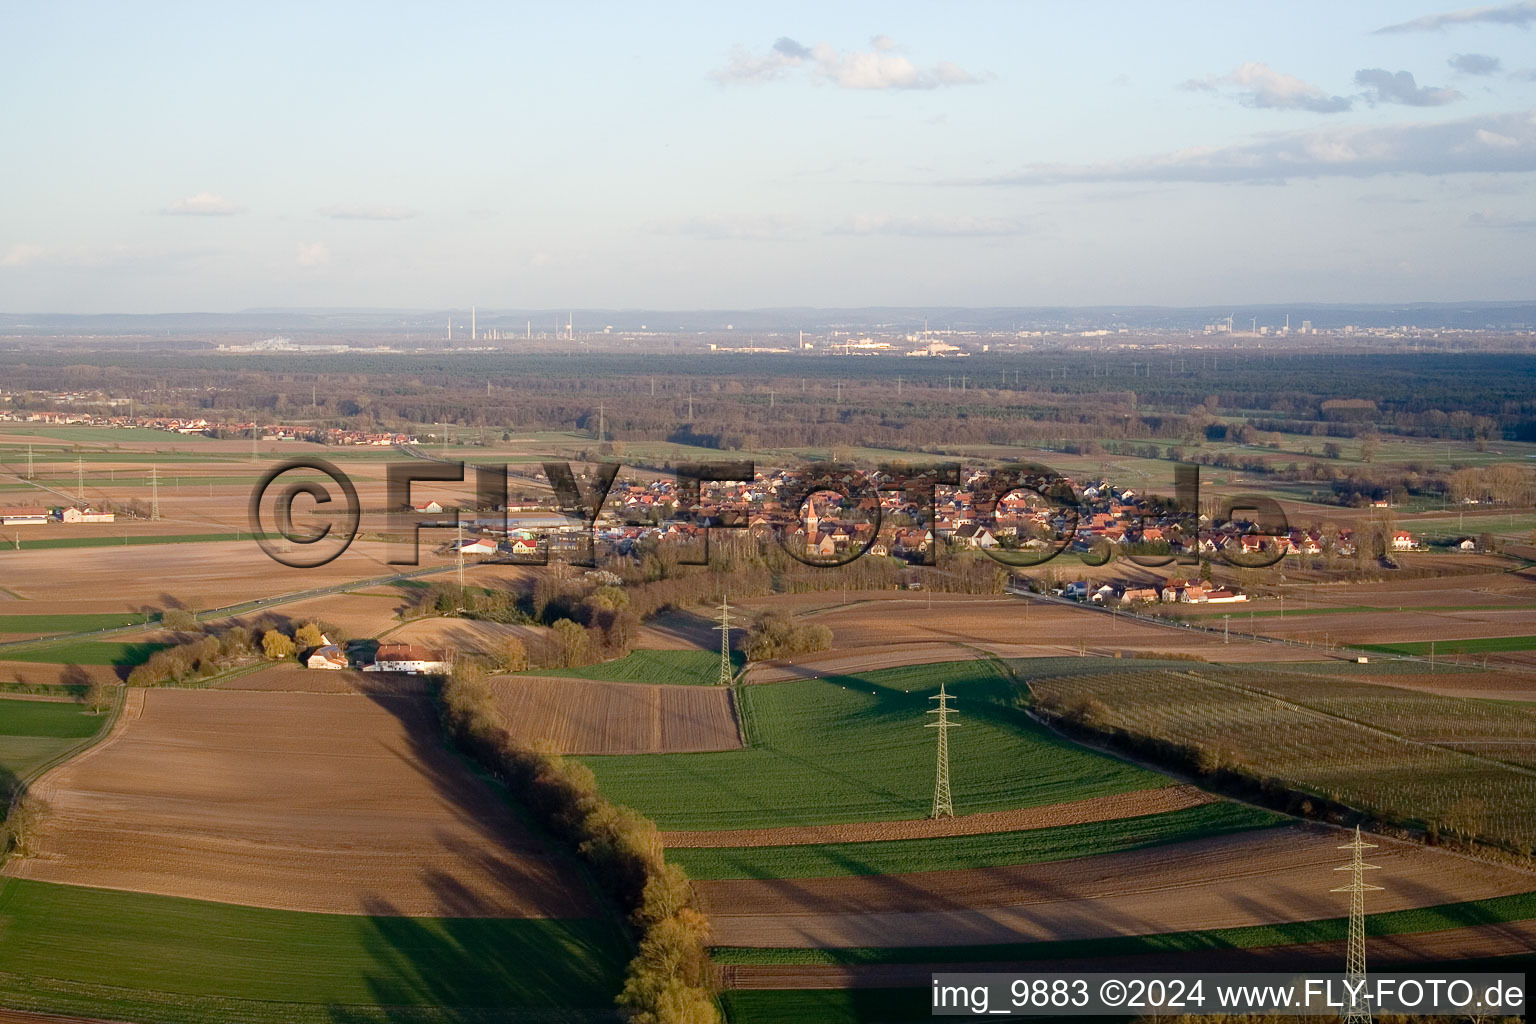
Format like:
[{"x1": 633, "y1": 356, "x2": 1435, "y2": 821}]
[{"x1": 439, "y1": 668, "x2": 718, "y2": 1024}]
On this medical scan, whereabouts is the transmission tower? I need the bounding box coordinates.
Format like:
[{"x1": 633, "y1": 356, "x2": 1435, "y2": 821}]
[
  {"x1": 77, "y1": 457, "x2": 85, "y2": 504},
  {"x1": 927, "y1": 683, "x2": 960, "y2": 818},
  {"x1": 1331, "y1": 826, "x2": 1383, "y2": 1024},
  {"x1": 26, "y1": 444, "x2": 34, "y2": 480},
  {"x1": 714, "y1": 595, "x2": 737, "y2": 686},
  {"x1": 149, "y1": 466, "x2": 161, "y2": 521}
]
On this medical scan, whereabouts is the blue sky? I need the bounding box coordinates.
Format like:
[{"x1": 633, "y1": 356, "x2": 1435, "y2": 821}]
[{"x1": 2, "y1": 1, "x2": 1534, "y2": 312}]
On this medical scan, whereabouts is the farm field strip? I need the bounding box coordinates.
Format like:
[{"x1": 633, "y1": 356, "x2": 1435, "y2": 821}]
[
  {"x1": 492, "y1": 675, "x2": 742, "y2": 754},
  {"x1": 660, "y1": 783, "x2": 1215, "y2": 848},
  {"x1": 0, "y1": 878, "x2": 627, "y2": 1022},
  {"x1": 710, "y1": 889, "x2": 1536, "y2": 966},
  {"x1": 578, "y1": 659, "x2": 1168, "y2": 831},
  {"x1": 530, "y1": 648, "x2": 743, "y2": 686},
  {"x1": 7, "y1": 688, "x2": 597, "y2": 918},
  {"x1": 1028, "y1": 666, "x2": 1536, "y2": 847},
  {"x1": 670, "y1": 802, "x2": 1288, "y2": 879},
  {"x1": 694, "y1": 825, "x2": 1536, "y2": 948}
]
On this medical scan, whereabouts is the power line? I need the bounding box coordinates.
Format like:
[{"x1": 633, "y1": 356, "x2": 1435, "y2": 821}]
[
  {"x1": 1331, "y1": 826, "x2": 1383, "y2": 1024},
  {"x1": 150, "y1": 466, "x2": 160, "y2": 521},
  {"x1": 927, "y1": 682, "x2": 959, "y2": 818}
]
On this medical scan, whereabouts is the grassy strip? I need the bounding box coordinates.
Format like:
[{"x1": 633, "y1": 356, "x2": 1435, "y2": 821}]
[
  {"x1": 580, "y1": 660, "x2": 1167, "y2": 831},
  {"x1": 0, "y1": 612, "x2": 158, "y2": 633},
  {"x1": 671, "y1": 803, "x2": 1287, "y2": 880},
  {"x1": 0, "y1": 639, "x2": 169, "y2": 666},
  {"x1": 1359, "y1": 635, "x2": 1536, "y2": 656},
  {"x1": 0, "y1": 878, "x2": 627, "y2": 1021},
  {"x1": 720, "y1": 988, "x2": 929, "y2": 1024},
  {"x1": 532, "y1": 648, "x2": 744, "y2": 686},
  {"x1": 710, "y1": 890, "x2": 1536, "y2": 965},
  {"x1": 2, "y1": 532, "x2": 241, "y2": 551}
]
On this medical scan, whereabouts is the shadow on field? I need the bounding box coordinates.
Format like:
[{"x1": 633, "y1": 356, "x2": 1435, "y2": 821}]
[{"x1": 318, "y1": 692, "x2": 627, "y2": 1021}]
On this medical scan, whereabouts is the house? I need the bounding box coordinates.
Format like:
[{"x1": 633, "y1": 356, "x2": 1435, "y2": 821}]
[
  {"x1": 1062, "y1": 580, "x2": 1091, "y2": 601},
  {"x1": 1391, "y1": 531, "x2": 1417, "y2": 551},
  {"x1": 306, "y1": 645, "x2": 348, "y2": 670},
  {"x1": 59, "y1": 506, "x2": 115, "y2": 523},
  {"x1": 0, "y1": 507, "x2": 50, "y2": 526},
  {"x1": 952, "y1": 524, "x2": 999, "y2": 549},
  {"x1": 363, "y1": 643, "x2": 447, "y2": 675},
  {"x1": 414, "y1": 500, "x2": 445, "y2": 514},
  {"x1": 507, "y1": 533, "x2": 543, "y2": 557},
  {"x1": 1121, "y1": 587, "x2": 1160, "y2": 605},
  {"x1": 1455, "y1": 537, "x2": 1478, "y2": 551}
]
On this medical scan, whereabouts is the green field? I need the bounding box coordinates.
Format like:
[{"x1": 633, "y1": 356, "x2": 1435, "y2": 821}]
[
  {"x1": 0, "y1": 878, "x2": 628, "y2": 1023},
  {"x1": 711, "y1": 889, "x2": 1536, "y2": 966},
  {"x1": 0, "y1": 696, "x2": 104, "y2": 781},
  {"x1": 671, "y1": 802, "x2": 1286, "y2": 879},
  {"x1": 0, "y1": 639, "x2": 168, "y2": 666},
  {"x1": 1360, "y1": 635, "x2": 1536, "y2": 656},
  {"x1": 579, "y1": 660, "x2": 1168, "y2": 831},
  {"x1": 0, "y1": 612, "x2": 158, "y2": 635},
  {"x1": 534, "y1": 648, "x2": 743, "y2": 686}
]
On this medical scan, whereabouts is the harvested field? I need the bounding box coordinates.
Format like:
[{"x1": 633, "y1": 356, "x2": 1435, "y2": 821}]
[
  {"x1": 490, "y1": 675, "x2": 741, "y2": 754},
  {"x1": 661, "y1": 784, "x2": 1215, "y2": 848},
  {"x1": 696, "y1": 825, "x2": 1536, "y2": 948},
  {"x1": 7, "y1": 688, "x2": 596, "y2": 918},
  {"x1": 737, "y1": 593, "x2": 1331, "y2": 667},
  {"x1": 214, "y1": 663, "x2": 434, "y2": 695},
  {"x1": 384, "y1": 616, "x2": 545, "y2": 657}
]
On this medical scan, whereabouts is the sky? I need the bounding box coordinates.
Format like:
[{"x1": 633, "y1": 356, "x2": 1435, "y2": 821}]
[{"x1": 2, "y1": 1, "x2": 1534, "y2": 313}]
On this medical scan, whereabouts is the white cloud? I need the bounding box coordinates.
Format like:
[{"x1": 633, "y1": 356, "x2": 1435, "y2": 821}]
[
  {"x1": 296, "y1": 241, "x2": 330, "y2": 267},
  {"x1": 1183, "y1": 61, "x2": 1352, "y2": 113},
  {"x1": 319, "y1": 203, "x2": 418, "y2": 221},
  {"x1": 1449, "y1": 52, "x2": 1502, "y2": 75},
  {"x1": 968, "y1": 108, "x2": 1536, "y2": 185},
  {"x1": 711, "y1": 36, "x2": 987, "y2": 90},
  {"x1": 1354, "y1": 68, "x2": 1464, "y2": 106},
  {"x1": 653, "y1": 214, "x2": 799, "y2": 240},
  {"x1": 833, "y1": 214, "x2": 1028, "y2": 237},
  {"x1": 1, "y1": 243, "x2": 44, "y2": 268},
  {"x1": 161, "y1": 192, "x2": 242, "y2": 216},
  {"x1": 1376, "y1": 1, "x2": 1536, "y2": 33}
]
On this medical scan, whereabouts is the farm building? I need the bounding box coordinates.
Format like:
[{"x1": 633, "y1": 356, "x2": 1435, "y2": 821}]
[
  {"x1": 1, "y1": 507, "x2": 51, "y2": 526},
  {"x1": 305, "y1": 645, "x2": 347, "y2": 670},
  {"x1": 58, "y1": 506, "x2": 115, "y2": 523},
  {"x1": 364, "y1": 643, "x2": 447, "y2": 675}
]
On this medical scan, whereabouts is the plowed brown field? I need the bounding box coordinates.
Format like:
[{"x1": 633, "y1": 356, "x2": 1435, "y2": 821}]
[
  {"x1": 716, "y1": 920, "x2": 1536, "y2": 989},
  {"x1": 662, "y1": 785, "x2": 1215, "y2": 848},
  {"x1": 490, "y1": 675, "x2": 741, "y2": 754},
  {"x1": 696, "y1": 825, "x2": 1536, "y2": 948},
  {"x1": 7, "y1": 688, "x2": 595, "y2": 917}
]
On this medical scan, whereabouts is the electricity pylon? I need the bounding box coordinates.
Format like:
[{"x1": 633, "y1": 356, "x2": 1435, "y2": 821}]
[
  {"x1": 714, "y1": 595, "x2": 736, "y2": 686},
  {"x1": 77, "y1": 457, "x2": 85, "y2": 504},
  {"x1": 149, "y1": 466, "x2": 160, "y2": 521},
  {"x1": 1332, "y1": 826, "x2": 1383, "y2": 1024},
  {"x1": 927, "y1": 683, "x2": 959, "y2": 818},
  {"x1": 25, "y1": 444, "x2": 34, "y2": 480}
]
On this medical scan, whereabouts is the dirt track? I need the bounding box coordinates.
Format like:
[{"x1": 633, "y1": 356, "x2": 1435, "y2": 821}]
[
  {"x1": 490, "y1": 675, "x2": 741, "y2": 754},
  {"x1": 7, "y1": 687, "x2": 595, "y2": 918},
  {"x1": 695, "y1": 824, "x2": 1536, "y2": 948},
  {"x1": 662, "y1": 785, "x2": 1215, "y2": 848}
]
